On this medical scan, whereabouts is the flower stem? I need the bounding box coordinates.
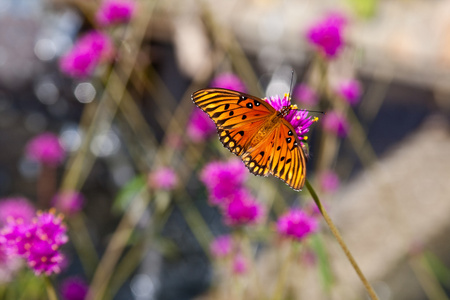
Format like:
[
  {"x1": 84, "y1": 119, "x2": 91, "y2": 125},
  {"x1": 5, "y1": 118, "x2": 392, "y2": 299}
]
[
  {"x1": 305, "y1": 179, "x2": 379, "y2": 300},
  {"x1": 44, "y1": 276, "x2": 58, "y2": 300},
  {"x1": 271, "y1": 241, "x2": 295, "y2": 300}
]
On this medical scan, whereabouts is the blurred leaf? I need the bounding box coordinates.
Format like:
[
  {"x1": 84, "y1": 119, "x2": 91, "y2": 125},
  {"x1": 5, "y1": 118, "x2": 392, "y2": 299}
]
[
  {"x1": 347, "y1": 0, "x2": 377, "y2": 18},
  {"x1": 310, "y1": 235, "x2": 334, "y2": 292},
  {"x1": 425, "y1": 251, "x2": 450, "y2": 289},
  {"x1": 112, "y1": 175, "x2": 147, "y2": 214}
]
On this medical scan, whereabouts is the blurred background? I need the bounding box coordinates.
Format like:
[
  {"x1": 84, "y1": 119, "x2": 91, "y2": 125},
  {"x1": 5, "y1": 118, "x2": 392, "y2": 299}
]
[{"x1": 0, "y1": 0, "x2": 449, "y2": 299}]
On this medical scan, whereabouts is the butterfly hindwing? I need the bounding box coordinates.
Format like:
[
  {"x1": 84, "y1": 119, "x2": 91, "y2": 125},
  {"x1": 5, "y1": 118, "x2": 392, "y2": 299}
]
[{"x1": 268, "y1": 120, "x2": 306, "y2": 191}]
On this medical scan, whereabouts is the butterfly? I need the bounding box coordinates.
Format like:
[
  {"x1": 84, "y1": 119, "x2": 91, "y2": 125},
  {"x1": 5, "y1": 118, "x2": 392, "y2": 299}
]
[{"x1": 192, "y1": 88, "x2": 308, "y2": 191}]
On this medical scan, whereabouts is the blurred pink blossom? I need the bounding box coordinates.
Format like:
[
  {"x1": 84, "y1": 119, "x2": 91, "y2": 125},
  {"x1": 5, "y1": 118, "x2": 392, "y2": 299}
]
[
  {"x1": 210, "y1": 73, "x2": 246, "y2": 92},
  {"x1": 222, "y1": 190, "x2": 263, "y2": 226},
  {"x1": 0, "y1": 197, "x2": 35, "y2": 226},
  {"x1": 277, "y1": 208, "x2": 318, "y2": 241},
  {"x1": 60, "y1": 276, "x2": 89, "y2": 300},
  {"x1": 25, "y1": 132, "x2": 65, "y2": 166},
  {"x1": 336, "y1": 79, "x2": 362, "y2": 106},
  {"x1": 52, "y1": 191, "x2": 85, "y2": 216},
  {"x1": 232, "y1": 253, "x2": 247, "y2": 274},
  {"x1": 319, "y1": 170, "x2": 340, "y2": 192},
  {"x1": 148, "y1": 167, "x2": 178, "y2": 190},
  {"x1": 96, "y1": 0, "x2": 135, "y2": 26},
  {"x1": 322, "y1": 111, "x2": 349, "y2": 137},
  {"x1": 187, "y1": 108, "x2": 216, "y2": 142},
  {"x1": 200, "y1": 159, "x2": 247, "y2": 205},
  {"x1": 59, "y1": 30, "x2": 114, "y2": 78},
  {"x1": 306, "y1": 12, "x2": 347, "y2": 58},
  {"x1": 210, "y1": 235, "x2": 233, "y2": 258},
  {"x1": 293, "y1": 84, "x2": 319, "y2": 106}
]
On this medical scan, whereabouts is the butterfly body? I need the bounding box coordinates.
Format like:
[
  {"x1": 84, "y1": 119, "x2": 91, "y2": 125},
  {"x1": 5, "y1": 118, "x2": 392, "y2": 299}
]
[{"x1": 192, "y1": 88, "x2": 307, "y2": 191}]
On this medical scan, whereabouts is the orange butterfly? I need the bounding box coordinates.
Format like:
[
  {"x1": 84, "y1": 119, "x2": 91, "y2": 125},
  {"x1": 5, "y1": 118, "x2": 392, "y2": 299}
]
[{"x1": 192, "y1": 88, "x2": 309, "y2": 191}]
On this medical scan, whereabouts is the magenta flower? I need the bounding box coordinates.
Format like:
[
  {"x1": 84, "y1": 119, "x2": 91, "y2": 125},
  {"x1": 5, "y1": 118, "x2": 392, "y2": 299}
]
[
  {"x1": 25, "y1": 132, "x2": 65, "y2": 166},
  {"x1": 322, "y1": 111, "x2": 349, "y2": 137},
  {"x1": 148, "y1": 167, "x2": 178, "y2": 190},
  {"x1": 187, "y1": 108, "x2": 216, "y2": 142},
  {"x1": 232, "y1": 253, "x2": 247, "y2": 274},
  {"x1": 336, "y1": 79, "x2": 362, "y2": 106},
  {"x1": 96, "y1": 0, "x2": 135, "y2": 26},
  {"x1": 222, "y1": 190, "x2": 263, "y2": 226},
  {"x1": 210, "y1": 73, "x2": 247, "y2": 92},
  {"x1": 319, "y1": 170, "x2": 340, "y2": 192},
  {"x1": 277, "y1": 208, "x2": 318, "y2": 241},
  {"x1": 306, "y1": 12, "x2": 346, "y2": 58},
  {"x1": 60, "y1": 277, "x2": 89, "y2": 300},
  {"x1": 200, "y1": 159, "x2": 248, "y2": 204},
  {"x1": 210, "y1": 235, "x2": 233, "y2": 258},
  {"x1": 293, "y1": 84, "x2": 318, "y2": 106},
  {"x1": 265, "y1": 94, "x2": 317, "y2": 138},
  {"x1": 0, "y1": 197, "x2": 35, "y2": 226},
  {"x1": 52, "y1": 191, "x2": 84, "y2": 216},
  {"x1": 1, "y1": 209, "x2": 68, "y2": 276},
  {"x1": 59, "y1": 30, "x2": 114, "y2": 79}
]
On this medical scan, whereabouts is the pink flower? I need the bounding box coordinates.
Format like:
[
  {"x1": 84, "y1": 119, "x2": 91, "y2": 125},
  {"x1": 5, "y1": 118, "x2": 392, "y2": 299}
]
[
  {"x1": 200, "y1": 159, "x2": 248, "y2": 204},
  {"x1": 1, "y1": 209, "x2": 68, "y2": 276},
  {"x1": 222, "y1": 190, "x2": 263, "y2": 226},
  {"x1": 148, "y1": 167, "x2": 178, "y2": 190},
  {"x1": 96, "y1": 0, "x2": 135, "y2": 27},
  {"x1": 187, "y1": 108, "x2": 216, "y2": 142},
  {"x1": 60, "y1": 277, "x2": 89, "y2": 300},
  {"x1": 0, "y1": 197, "x2": 35, "y2": 226},
  {"x1": 293, "y1": 84, "x2": 318, "y2": 106},
  {"x1": 25, "y1": 132, "x2": 65, "y2": 166},
  {"x1": 336, "y1": 79, "x2": 362, "y2": 106},
  {"x1": 265, "y1": 94, "x2": 317, "y2": 138},
  {"x1": 210, "y1": 73, "x2": 246, "y2": 92},
  {"x1": 277, "y1": 208, "x2": 318, "y2": 241},
  {"x1": 52, "y1": 191, "x2": 84, "y2": 216},
  {"x1": 59, "y1": 30, "x2": 114, "y2": 78},
  {"x1": 322, "y1": 111, "x2": 349, "y2": 137},
  {"x1": 210, "y1": 235, "x2": 233, "y2": 258},
  {"x1": 232, "y1": 253, "x2": 247, "y2": 274},
  {"x1": 319, "y1": 170, "x2": 340, "y2": 192},
  {"x1": 306, "y1": 12, "x2": 346, "y2": 58}
]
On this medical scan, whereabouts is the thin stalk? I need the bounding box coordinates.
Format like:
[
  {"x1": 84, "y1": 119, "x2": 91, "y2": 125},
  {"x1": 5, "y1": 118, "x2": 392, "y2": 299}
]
[
  {"x1": 305, "y1": 179, "x2": 379, "y2": 300},
  {"x1": 271, "y1": 241, "x2": 295, "y2": 300},
  {"x1": 44, "y1": 277, "x2": 58, "y2": 300}
]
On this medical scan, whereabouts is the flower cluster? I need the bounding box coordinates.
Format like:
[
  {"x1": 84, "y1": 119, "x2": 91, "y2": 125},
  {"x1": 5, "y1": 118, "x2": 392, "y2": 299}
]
[
  {"x1": 60, "y1": 277, "x2": 89, "y2": 300},
  {"x1": 200, "y1": 159, "x2": 263, "y2": 226},
  {"x1": 0, "y1": 209, "x2": 68, "y2": 276},
  {"x1": 96, "y1": 0, "x2": 135, "y2": 27},
  {"x1": 25, "y1": 132, "x2": 65, "y2": 166},
  {"x1": 59, "y1": 30, "x2": 114, "y2": 79},
  {"x1": 277, "y1": 208, "x2": 318, "y2": 241},
  {"x1": 306, "y1": 12, "x2": 346, "y2": 58},
  {"x1": 187, "y1": 108, "x2": 216, "y2": 142},
  {"x1": 265, "y1": 94, "x2": 317, "y2": 138}
]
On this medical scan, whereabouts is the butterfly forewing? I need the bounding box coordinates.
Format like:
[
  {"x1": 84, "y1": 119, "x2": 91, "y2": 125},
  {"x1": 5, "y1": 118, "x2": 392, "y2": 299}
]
[{"x1": 192, "y1": 88, "x2": 307, "y2": 191}]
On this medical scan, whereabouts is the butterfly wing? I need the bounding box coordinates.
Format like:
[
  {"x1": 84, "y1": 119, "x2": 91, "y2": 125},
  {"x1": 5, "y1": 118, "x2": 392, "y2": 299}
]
[
  {"x1": 269, "y1": 120, "x2": 306, "y2": 191},
  {"x1": 192, "y1": 88, "x2": 275, "y2": 157}
]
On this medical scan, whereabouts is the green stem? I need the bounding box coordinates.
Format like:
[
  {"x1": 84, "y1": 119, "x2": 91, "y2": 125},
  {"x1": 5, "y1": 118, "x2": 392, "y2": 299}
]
[
  {"x1": 305, "y1": 179, "x2": 379, "y2": 300},
  {"x1": 44, "y1": 277, "x2": 58, "y2": 300}
]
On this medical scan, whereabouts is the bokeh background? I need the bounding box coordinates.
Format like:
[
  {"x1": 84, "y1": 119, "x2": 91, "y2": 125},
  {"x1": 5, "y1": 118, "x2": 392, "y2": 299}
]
[{"x1": 0, "y1": 0, "x2": 450, "y2": 299}]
